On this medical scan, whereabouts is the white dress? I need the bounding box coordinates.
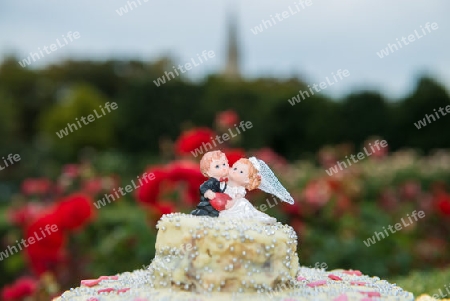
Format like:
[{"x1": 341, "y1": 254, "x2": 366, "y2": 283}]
[{"x1": 219, "y1": 185, "x2": 276, "y2": 224}]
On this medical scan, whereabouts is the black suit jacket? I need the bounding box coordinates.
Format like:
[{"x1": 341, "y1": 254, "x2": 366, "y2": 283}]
[
  {"x1": 191, "y1": 177, "x2": 226, "y2": 217},
  {"x1": 200, "y1": 177, "x2": 226, "y2": 202}
]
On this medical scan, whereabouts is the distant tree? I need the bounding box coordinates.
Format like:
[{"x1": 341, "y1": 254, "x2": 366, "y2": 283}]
[
  {"x1": 38, "y1": 84, "x2": 116, "y2": 159},
  {"x1": 115, "y1": 79, "x2": 203, "y2": 154},
  {"x1": 0, "y1": 56, "x2": 41, "y2": 144},
  {"x1": 2, "y1": 56, "x2": 450, "y2": 162},
  {"x1": 270, "y1": 93, "x2": 342, "y2": 159},
  {"x1": 340, "y1": 91, "x2": 390, "y2": 147},
  {"x1": 0, "y1": 89, "x2": 20, "y2": 152},
  {"x1": 393, "y1": 76, "x2": 450, "y2": 151}
]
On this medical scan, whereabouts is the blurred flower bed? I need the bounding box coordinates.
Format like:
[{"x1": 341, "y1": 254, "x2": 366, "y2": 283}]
[{"x1": 1, "y1": 112, "x2": 450, "y2": 300}]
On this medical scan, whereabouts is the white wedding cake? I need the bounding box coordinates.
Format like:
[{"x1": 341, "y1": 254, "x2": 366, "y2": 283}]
[{"x1": 56, "y1": 213, "x2": 414, "y2": 301}]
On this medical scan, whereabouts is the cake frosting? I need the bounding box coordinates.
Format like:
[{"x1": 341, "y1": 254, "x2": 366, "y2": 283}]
[
  {"x1": 55, "y1": 213, "x2": 416, "y2": 301},
  {"x1": 55, "y1": 267, "x2": 415, "y2": 301}
]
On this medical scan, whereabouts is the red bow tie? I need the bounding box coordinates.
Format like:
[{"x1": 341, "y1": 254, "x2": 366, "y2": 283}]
[{"x1": 219, "y1": 177, "x2": 228, "y2": 182}]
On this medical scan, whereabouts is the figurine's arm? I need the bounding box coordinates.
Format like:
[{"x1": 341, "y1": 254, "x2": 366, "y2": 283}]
[
  {"x1": 235, "y1": 186, "x2": 246, "y2": 199},
  {"x1": 200, "y1": 179, "x2": 216, "y2": 199},
  {"x1": 204, "y1": 190, "x2": 216, "y2": 199},
  {"x1": 225, "y1": 198, "x2": 235, "y2": 209}
]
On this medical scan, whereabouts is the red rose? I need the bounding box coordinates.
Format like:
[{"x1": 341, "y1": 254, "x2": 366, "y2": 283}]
[
  {"x1": 25, "y1": 213, "x2": 65, "y2": 249},
  {"x1": 436, "y1": 193, "x2": 450, "y2": 216},
  {"x1": 62, "y1": 164, "x2": 80, "y2": 178},
  {"x1": 54, "y1": 193, "x2": 95, "y2": 231},
  {"x1": 216, "y1": 110, "x2": 239, "y2": 128},
  {"x1": 166, "y1": 161, "x2": 205, "y2": 206},
  {"x1": 26, "y1": 244, "x2": 65, "y2": 275},
  {"x1": 24, "y1": 213, "x2": 66, "y2": 275},
  {"x1": 165, "y1": 161, "x2": 203, "y2": 182},
  {"x1": 303, "y1": 179, "x2": 332, "y2": 207},
  {"x1": 136, "y1": 167, "x2": 168, "y2": 205},
  {"x1": 223, "y1": 148, "x2": 245, "y2": 166},
  {"x1": 1, "y1": 277, "x2": 38, "y2": 301},
  {"x1": 21, "y1": 178, "x2": 52, "y2": 195},
  {"x1": 175, "y1": 128, "x2": 215, "y2": 156},
  {"x1": 82, "y1": 178, "x2": 104, "y2": 196}
]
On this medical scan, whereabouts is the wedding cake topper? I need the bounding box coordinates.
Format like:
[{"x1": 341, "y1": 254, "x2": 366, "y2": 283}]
[{"x1": 191, "y1": 150, "x2": 294, "y2": 223}]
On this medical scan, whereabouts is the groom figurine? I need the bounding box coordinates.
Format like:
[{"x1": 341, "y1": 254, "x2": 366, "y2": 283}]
[{"x1": 191, "y1": 150, "x2": 229, "y2": 217}]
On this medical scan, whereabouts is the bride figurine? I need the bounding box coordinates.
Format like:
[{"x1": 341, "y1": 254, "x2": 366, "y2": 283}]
[{"x1": 219, "y1": 157, "x2": 294, "y2": 224}]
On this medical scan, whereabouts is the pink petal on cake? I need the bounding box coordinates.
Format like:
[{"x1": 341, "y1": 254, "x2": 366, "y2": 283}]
[
  {"x1": 117, "y1": 288, "x2": 130, "y2": 293},
  {"x1": 343, "y1": 269, "x2": 363, "y2": 276},
  {"x1": 99, "y1": 275, "x2": 119, "y2": 281},
  {"x1": 360, "y1": 291, "x2": 381, "y2": 297},
  {"x1": 350, "y1": 281, "x2": 367, "y2": 286},
  {"x1": 97, "y1": 288, "x2": 116, "y2": 294},
  {"x1": 360, "y1": 298, "x2": 373, "y2": 301},
  {"x1": 307, "y1": 280, "x2": 327, "y2": 287},
  {"x1": 328, "y1": 274, "x2": 343, "y2": 281},
  {"x1": 297, "y1": 276, "x2": 307, "y2": 281},
  {"x1": 86, "y1": 298, "x2": 99, "y2": 301},
  {"x1": 81, "y1": 279, "x2": 101, "y2": 287},
  {"x1": 333, "y1": 294, "x2": 348, "y2": 301}
]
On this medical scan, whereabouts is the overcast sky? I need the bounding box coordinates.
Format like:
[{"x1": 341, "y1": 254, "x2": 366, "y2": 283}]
[{"x1": 0, "y1": 0, "x2": 449, "y2": 99}]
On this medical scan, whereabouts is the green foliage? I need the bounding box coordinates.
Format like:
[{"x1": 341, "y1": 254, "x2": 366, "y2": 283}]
[
  {"x1": 1, "y1": 58, "x2": 450, "y2": 162},
  {"x1": 0, "y1": 90, "x2": 20, "y2": 151},
  {"x1": 390, "y1": 267, "x2": 450, "y2": 298},
  {"x1": 341, "y1": 91, "x2": 391, "y2": 146},
  {"x1": 38, "y1": 84, "x2": 116, "y2": 159},
  {"x1": 81, "y1": 203, "x2": 156, "y2": 277},
  {"x1": 271, "y1": 94, "x2": 344, "y2": 157},
  {"x1": 393, "y1": 77, "x2": 450, "y2": 150},
  {"x1": 116, "y1": 80, "x2": 204, "y2": 153}
]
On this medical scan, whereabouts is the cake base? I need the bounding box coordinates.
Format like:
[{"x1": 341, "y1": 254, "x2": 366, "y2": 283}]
[
  {"x1": 150, "y1": 213, "x2": 299, "y2": 293},
  {"x1": 55, "y1": 266, "x2": 414, "y2": 301}
]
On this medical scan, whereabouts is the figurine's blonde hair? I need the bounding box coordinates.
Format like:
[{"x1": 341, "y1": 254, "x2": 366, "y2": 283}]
[
  {"x1": 200, "y1": 151, "x2": 227, "y2": 177},
  {"x1": 236, "y1": 158, "x2": 261, "y2": 191}
]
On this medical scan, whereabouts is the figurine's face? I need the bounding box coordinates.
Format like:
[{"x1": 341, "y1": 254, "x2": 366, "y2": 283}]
[
  {"x1": 207, "y1": 155, "x2": 229, "y2": 178},
  {"x1": 229, "y1": 161, "x2": 249, "y2": 187}
]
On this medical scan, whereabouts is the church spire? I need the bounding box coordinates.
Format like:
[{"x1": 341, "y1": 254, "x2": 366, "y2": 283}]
[{"x1": 223, "y1": 7, "x2": 241, "y2": 80}]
